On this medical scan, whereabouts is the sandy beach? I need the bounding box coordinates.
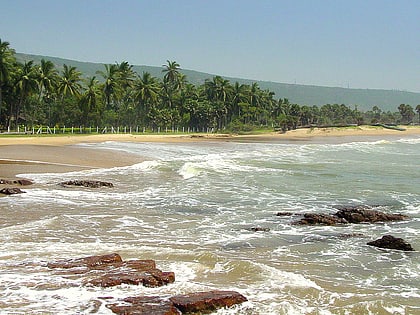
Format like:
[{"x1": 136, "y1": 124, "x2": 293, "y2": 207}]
[{"x1": 1, "y1": 125, "x2": 419, "y2": 179}]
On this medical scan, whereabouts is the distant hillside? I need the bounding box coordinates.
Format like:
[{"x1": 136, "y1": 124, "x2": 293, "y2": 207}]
[{"x1": 16, "y1": 53, "x2": 420, "y2": 111}]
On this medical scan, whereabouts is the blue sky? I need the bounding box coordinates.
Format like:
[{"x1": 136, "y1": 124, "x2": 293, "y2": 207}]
[{"x1": 1, "y1": 0, "x2": 419, "y2": 92}]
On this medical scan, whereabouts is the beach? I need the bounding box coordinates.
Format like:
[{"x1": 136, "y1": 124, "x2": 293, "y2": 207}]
[
  {"x1": 1, "y1": 126, "x2": 419, "y2": 314},
  {"x1": 1, "y1": 126, "x2": 420, "y2": 179}
]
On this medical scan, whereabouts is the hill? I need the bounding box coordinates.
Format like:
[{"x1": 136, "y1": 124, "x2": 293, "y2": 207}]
[{"x1": 16, "y1": 53, "x2": 420, "y2": 111}]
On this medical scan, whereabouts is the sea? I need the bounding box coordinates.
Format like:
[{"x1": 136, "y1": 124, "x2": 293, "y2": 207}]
[{"x1": 0, "y1": 135, "x2": 419, "y2": 314}]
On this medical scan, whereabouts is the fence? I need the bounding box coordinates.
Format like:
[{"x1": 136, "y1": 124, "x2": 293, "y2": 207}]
[{"x1": 4, "y1": 125, "x2": 217, "y2": 135}]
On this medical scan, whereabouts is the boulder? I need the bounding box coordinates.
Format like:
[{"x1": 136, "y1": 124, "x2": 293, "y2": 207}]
[
  {"x1": 107, "y1": 296, "x2": 181, "y2": 315},
  {"x1": 0, "y1": 187, "x2": 25, "y2": 195},
  {"x1": 335, "y1": 207, "x2": 408, "y2": 223},
  {"x1": 367, "y1": 235, "x2": 414, "y2": 251},
  {"x1": 58, "y1": 180, "x2": 114, "y2": 188},
  {"x1": 292, "y1": 213, "x2": 347, "y2": 226},
  {"x1": 170, "y1": 290, "x2": 248, "y2": 314}
]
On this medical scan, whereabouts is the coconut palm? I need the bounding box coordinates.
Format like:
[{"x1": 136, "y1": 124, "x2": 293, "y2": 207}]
[
  {"x1": 162, "y1": 60, "x2": 181, "y2": 86},
  {"x1": 37, "y1": 59, "x2": 58, "y2": 101},
  {"x1": 0, "y1": 39, "x2": 16, "y2": 126},
  {"x1": 57, "y1": 64, "x2": 82, "y2": 124},
  {"x1": 97, "y1": 64, "x2": 120, "y2": 110},
  {"x1": 134, "y1": 72, "x2": 160, "y2": 125},
  {"x1": 13, "y1": 61, "x2": 38, "y2": 128},
  {"x1": 79, "y1": 76, "x2": 100, "y2": 125}
]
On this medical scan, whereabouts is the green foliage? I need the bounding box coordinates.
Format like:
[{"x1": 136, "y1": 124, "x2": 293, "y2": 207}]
[{"x1": 0, "y1": 39, "x2": 418, "y2": 132}]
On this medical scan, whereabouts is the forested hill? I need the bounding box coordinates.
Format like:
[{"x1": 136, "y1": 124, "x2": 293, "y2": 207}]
[{"x1": 16, "y1": 53, "x2": 420, "y2": 111}]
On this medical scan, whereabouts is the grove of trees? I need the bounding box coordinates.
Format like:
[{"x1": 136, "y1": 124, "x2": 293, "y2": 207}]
[{"x1": 1, "y1": 39, "x2": 419, "y2": 133}]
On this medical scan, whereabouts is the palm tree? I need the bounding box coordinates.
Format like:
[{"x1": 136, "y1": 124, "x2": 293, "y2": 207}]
[
  {"x1": 134, "y1": 72, "x2": 160, "y2": 125},
  {"x1": 13, "y1": 61, "x2": 38, "y2": 128},
  {"x1": 37, "y1": 59, "x2": 58, "y2": 101},
  {"x1": 57, "y1": 64, "x2": 82, "y2": 124},
  {"x1": 0, "y1": 39, "x2": 16, "y2": 126},
  {"x1": 79, "y1": 76, "x2": 100, "y2": 125},
  {"x1": 162, "y1": 60, "x2": 181, "y2": 87},
  {"x1": 97, "y1": 64, "x2": 120, "y2": 110},
  {"x1": 416, "y1": 104, "x2": 420, "y2": 124}
]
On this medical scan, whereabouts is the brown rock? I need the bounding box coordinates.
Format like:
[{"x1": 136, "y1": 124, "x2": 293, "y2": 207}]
[
  {"x1": 292, "y1": 213, "x2": 347, "y2": 226},
  {"x1": 170, "y1": 290, "x2": 247, "y2": 314},
  {"x1": 0, "y1": 187, "x2": 25, "y2": 195},
  {"x1": 47, "y1": 253, "x2": 123, "y2": 269},
  {"x1": 107, "y1": 296, "x2": 181, "y2": 315},
  {"x1": 59, "y1": 180, "x2": 114, "y2": 188},
  {"x1": 88, "y1": 269, "x2": 175, "y2": 288},
  {"x1": 335, "y1": 207, "x2": 408, "y2": 223},
  {"x1": 367, "y1": 235, "x2": 414, "y2": 251}
]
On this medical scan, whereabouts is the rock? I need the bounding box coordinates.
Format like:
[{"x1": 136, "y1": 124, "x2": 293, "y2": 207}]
[
  {"x1": 48, "y1": 253, "x2": 174, "y2": 288},
  {"x1": 246, "y1": 227, "x2": 270, "y2": 232},
  {"x1": 107, "y1": 291, "x2": 247, "y2": 315},
  {"x1": 276, "y1": 212, "x2": 296, "y2": 216},
  {"x1": 0, "y1": 187, "x2": 25, "y2": 195},
  {"x1": 88, "y1": 269, "x2": 175, "y2": 288},
  {"x1": 59, "y1": 180, "x2": 114, "y2": 188},
  {"x1": 335, "y1": 207, "x2": 408, "y2": 223},
  {"x1": 292, "y1": 213, "x2": 347, "y2": 226},
  {"x1": 367, "y1": 235, "x2": 414, "y2": 251},
  {"x1": 47, "y1": 253, "x2": 123, "y2": 269},
  {"x1": 0, "y1": 179, "x2": 33, "y2": 185},
  {"x1": 107, "y1": 296, "x2": 181, "y2": 315},
  {"x1": 170, "y1": 290, "x2": 247, "y2": 314}
]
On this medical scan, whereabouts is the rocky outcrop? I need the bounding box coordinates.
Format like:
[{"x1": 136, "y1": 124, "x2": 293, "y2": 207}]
[
  {"x1": 58, "y1": 180, "x2": 114, "y2": 188},
  {"x1": 334, "y1": 206, "x2": 408, "y2": 223},
  {"x1": 47, "y1": 253, "x2": 247, "y2": 314},
  {"x1": 292, "y1": 213, "x2": 347, "y2": 226},
  {"x1": 0, "y1": 187, "x2": 25, "y2": 195},
  {"x1": 367, "y1": 235, "x2": 414, "y2": 251},
  {"x1": 289, "y1": 205, "x2": 409, "y2": 226},
  {"x1": 107, "y1": 291, "x2": 247, "y2": 315},
  {"x1": 47, "y1": 253, "x2": 175, "y2": 288},
  {"x1": 0, "y1": 178, "x2": 33, "y2": 185}
]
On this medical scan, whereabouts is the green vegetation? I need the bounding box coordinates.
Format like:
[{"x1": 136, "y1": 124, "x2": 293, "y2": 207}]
[{"x1": 1, "y1": 39, "x2": 419, "y2": 133}]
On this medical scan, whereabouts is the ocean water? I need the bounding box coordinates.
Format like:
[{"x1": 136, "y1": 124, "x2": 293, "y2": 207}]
[{"x1": 1, "y1": 136, "x2": 419, "y2": 314}]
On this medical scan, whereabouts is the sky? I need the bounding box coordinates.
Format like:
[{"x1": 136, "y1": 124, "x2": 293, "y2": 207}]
[{"x1": 1, "y1": 0, "x2": 419, "y2": 92}]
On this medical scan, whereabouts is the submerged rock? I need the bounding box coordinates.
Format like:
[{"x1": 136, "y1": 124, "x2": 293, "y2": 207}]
[
  {"x1": 367, "y1": 235, "x2": 414, "y2": 251},
  {"x1": 0, "y1": 179, "x2": 33, "y2": 186},
  {"x1": 47, "y1": 253, "x2": 123, "y2": 269},
  {"x1": 0, "y1": 187, "x2": 25, "y2": 195},
  {"x1": 58, "y1": 180, "x2": 114, "y2": 188},
  {"x1": 246, "y1": 227, "x2": 270, "y2": 232}
]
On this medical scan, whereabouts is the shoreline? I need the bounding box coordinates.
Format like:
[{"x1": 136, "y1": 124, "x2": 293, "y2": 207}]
[{"x1": 1, "y1": 126, "x2": 419, "y2": 179}]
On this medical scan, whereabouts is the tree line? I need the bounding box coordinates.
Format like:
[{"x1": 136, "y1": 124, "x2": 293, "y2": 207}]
[{"x1": 1, "y1": 39, "x2": 419, "y2": 133}]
